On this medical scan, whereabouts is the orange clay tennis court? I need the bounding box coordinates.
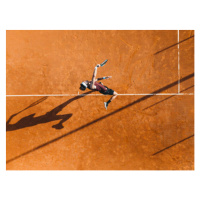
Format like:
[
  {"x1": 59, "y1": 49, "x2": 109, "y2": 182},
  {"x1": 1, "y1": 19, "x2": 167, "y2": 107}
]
[{"x1": 6, "y1": 30, "x2": 194, "y2": 170}]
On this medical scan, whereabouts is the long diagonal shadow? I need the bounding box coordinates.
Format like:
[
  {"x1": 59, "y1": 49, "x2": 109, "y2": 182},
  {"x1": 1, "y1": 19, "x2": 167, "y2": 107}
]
[
  {"x1": 6, "y1": 73, "x2": 194, "y2": 164},
  {"x1": 152, "y1": 134, "x2": 194, "y2": 156},
  {"x1": 143, "y1": 85, "x2": 194, "y2": 110},
  {"x1": 154, "y1": 35, "x2": 194, "y2": 55},
  {"x1": 6, "y1": 91, "x2": 94, "y2": 131}
]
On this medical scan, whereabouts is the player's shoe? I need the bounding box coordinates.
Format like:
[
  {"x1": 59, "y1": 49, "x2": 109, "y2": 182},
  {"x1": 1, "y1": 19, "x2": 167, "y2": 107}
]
[
  {"x1": 52, "y1": 123, "x2": 64, "y2": 129},
  {"x1": 104, "y1": 102, "x2": 108, "y2": 110}
]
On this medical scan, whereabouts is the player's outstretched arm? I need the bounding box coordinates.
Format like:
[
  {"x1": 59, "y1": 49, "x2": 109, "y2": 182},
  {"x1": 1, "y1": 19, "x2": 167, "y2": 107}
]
[
  {"x1": 91, "y1": 64, "x2": 100, "y2": 89},
  {"x1": 97, "y1": 76, "x2": 112, "y2": 81}
]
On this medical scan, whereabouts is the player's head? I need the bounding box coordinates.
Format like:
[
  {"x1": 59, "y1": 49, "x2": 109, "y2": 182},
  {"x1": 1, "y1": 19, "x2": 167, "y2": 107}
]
[{"x1": 80, "y1": 81, "x2": 89, "y2": 91}]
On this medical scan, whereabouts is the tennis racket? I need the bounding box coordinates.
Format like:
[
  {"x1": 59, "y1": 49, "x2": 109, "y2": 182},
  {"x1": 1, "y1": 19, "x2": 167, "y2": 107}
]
[{"x1": 100, "y1": 59, "x2": 108, "y2": 67}]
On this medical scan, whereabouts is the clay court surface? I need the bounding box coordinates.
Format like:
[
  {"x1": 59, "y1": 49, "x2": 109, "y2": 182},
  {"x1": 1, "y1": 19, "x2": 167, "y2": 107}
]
[{"x1": 6, "y1": 30, "x2": 194, "y2": 170}]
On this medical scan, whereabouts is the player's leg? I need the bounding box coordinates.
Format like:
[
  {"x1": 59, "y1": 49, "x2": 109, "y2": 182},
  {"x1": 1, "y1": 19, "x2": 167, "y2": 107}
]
[
  {"x1": 52, "y1": 113, "x2": 73, "y2": 129},
  {"x1": 104, "y1": 91, "x2": 118, "y2": 110}
]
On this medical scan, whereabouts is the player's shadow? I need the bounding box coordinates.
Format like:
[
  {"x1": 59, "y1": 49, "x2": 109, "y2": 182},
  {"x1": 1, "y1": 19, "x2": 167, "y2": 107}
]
[{"x1": 6, "y1": 91, "x2": 94, "y2": 131}]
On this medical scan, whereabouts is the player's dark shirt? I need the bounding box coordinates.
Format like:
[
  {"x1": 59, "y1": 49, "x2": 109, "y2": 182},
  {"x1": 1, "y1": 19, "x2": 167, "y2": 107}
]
[{"x1": 90, "y1": 81, "x2": 107, "y2": 93}]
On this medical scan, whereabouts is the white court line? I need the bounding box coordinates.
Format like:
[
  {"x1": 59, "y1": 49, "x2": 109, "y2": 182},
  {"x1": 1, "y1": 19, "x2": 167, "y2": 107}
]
[
  {"x1": 6, "y1": 93, "x2": 194, "y2": 97},
  {"x1": 178, "y1": 30, "x2": 180, "y2": 93}
]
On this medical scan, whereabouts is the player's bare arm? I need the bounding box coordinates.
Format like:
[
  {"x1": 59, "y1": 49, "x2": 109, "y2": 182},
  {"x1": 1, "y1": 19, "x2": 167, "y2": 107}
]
[
  {"x1": 90, "y1": 64, "x2": 100, "y2": 89},
  {"x1": 97, "y1": 76, "x2": 112, "y2": 81}
]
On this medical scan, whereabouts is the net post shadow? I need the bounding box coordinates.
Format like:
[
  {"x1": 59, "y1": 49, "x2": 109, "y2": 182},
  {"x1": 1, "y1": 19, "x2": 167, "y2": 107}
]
[{"x1": 154, "y1": 35, "x2": 194, "y2": 55}]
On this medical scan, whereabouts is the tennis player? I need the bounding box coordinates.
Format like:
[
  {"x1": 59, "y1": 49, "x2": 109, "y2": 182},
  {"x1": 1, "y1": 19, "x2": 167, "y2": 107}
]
[{"x1": 79, "y1": 64, "x2": 118, "y2": 110}]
